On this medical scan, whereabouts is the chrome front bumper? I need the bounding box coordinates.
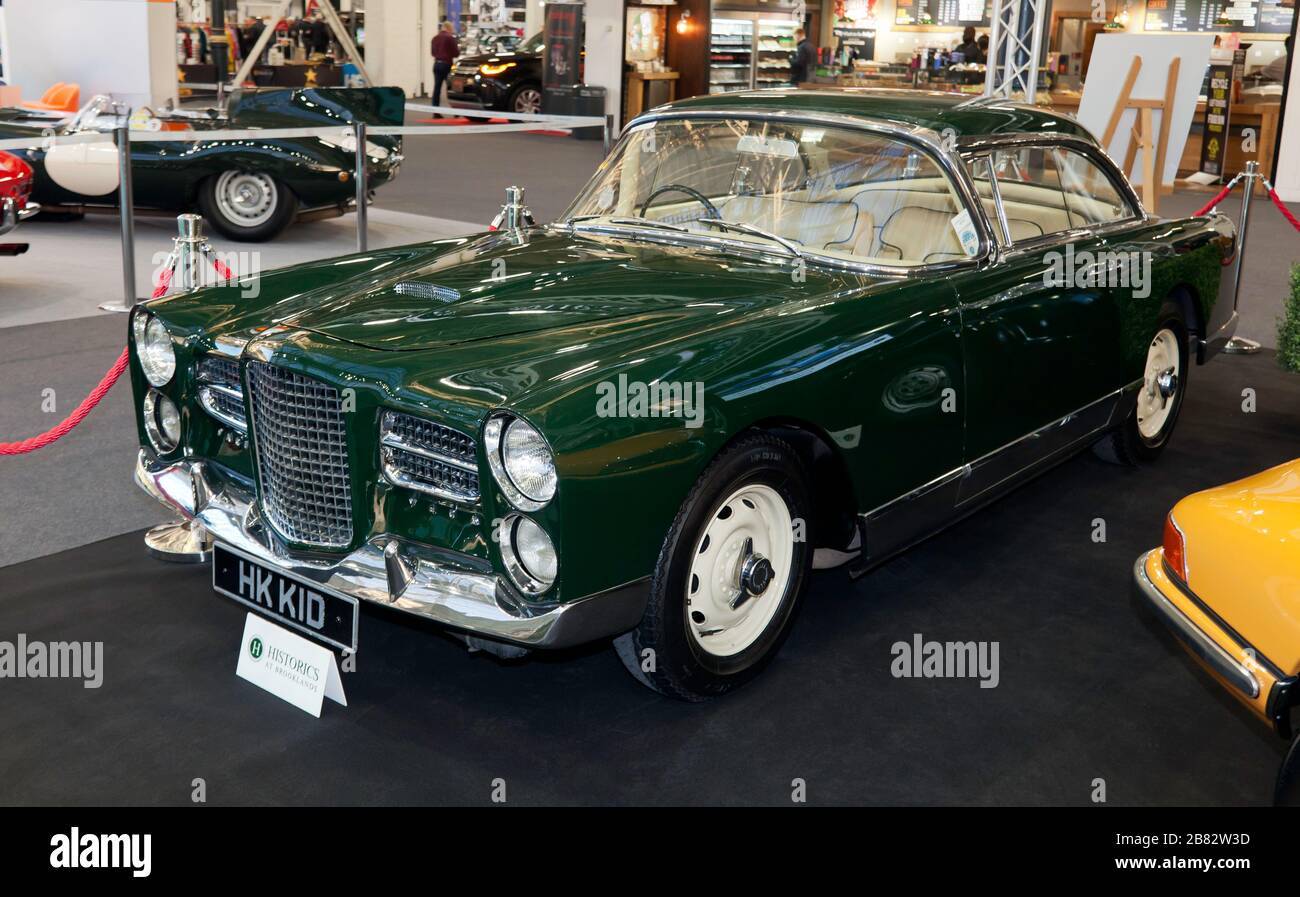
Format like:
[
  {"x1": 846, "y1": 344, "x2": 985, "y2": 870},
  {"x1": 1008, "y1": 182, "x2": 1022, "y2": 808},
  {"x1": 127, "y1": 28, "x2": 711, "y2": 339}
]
[
  {"x1": 134, "y1": 450, "x2": 647, "y2": 650},
  {"x1": 0, "y1": 198, "x2": 39, "y2": 237}
]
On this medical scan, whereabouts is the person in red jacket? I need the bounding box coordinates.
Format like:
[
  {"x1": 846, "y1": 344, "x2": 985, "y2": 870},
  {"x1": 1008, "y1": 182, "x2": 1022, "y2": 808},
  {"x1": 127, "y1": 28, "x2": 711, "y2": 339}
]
[{"x1": 431, "y1": 22, "x2": 459, "y2": 109}]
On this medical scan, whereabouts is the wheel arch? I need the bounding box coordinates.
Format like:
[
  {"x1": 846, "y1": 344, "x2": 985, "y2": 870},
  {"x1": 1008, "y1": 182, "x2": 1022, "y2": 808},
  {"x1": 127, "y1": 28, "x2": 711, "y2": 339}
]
[{"x1": 732, "y1": 416, "x2": 860, "y2": 552}]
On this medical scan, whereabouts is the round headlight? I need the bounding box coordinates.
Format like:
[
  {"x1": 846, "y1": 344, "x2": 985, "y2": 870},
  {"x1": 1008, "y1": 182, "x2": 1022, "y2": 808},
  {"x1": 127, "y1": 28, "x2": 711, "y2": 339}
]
[
  {"x1": 501, "y1": 515, "x2": 557, "y2": 594},
  {"x1": 143, "y1": 389, "x2": 180, "y2": 453},
  {"x1": 487, "y1": 414, "x2": 557, "y2": 510},
  {"x1": 138, "y1": 315, "x2": 176, "y2": 387}
]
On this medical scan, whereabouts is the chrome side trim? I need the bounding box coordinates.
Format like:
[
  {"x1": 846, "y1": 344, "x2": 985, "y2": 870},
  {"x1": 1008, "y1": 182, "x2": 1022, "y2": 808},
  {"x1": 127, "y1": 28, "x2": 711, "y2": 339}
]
[
  {"x1": 1132, "y1": 550, "x2": 1260, "y2": 700},
  {"x1": 860, "y1": 384, "x2": 1133, "y2": 559},
  {"x1": 134, "y1": 450, "x2": 647, "y2": 648}
]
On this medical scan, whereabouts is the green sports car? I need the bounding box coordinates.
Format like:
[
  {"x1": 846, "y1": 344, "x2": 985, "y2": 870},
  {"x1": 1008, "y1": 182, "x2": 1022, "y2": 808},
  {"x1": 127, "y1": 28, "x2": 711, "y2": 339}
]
[
  {"x1": 0, "y1": 87, "x2": 403, "y2": 241},
  {"x1": 130, "y1": 89, "x2": 1238, "y2": 699}
]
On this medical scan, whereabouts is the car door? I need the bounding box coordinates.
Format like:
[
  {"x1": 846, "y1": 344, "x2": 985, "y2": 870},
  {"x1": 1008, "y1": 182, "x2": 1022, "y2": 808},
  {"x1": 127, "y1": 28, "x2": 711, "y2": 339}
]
[{"x1": 948, "y1": 141, "x2": 1139, "y2": 505}]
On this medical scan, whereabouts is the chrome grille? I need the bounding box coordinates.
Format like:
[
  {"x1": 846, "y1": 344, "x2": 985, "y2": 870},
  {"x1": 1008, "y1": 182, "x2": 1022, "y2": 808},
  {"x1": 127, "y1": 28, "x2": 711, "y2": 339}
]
[
  {"x1": 247, "y1": 363, "x2": 353, "y2": 548},
  {"x1": 380, "y1": 410, "x2": 480, "y2": 503},
  {"x1": 197, "y1": 355, "x2": 246, "y2": 431}
]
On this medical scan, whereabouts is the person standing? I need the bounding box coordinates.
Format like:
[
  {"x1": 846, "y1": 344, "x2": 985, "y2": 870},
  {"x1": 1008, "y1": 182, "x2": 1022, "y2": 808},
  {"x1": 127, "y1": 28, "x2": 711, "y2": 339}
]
[
  {"x1": 790, "y1": 28, "x2": 815, "y2": 87},
  {"x1": 431, "y1": 22, "x2": 459, "y2": 109}
]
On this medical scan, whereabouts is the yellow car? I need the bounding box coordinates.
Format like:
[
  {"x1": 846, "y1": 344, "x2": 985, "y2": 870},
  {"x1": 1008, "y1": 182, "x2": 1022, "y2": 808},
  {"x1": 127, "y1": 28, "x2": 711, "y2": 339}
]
[{"x1": 1133, "y1": 459, "x2": 1300, "y2": 804}]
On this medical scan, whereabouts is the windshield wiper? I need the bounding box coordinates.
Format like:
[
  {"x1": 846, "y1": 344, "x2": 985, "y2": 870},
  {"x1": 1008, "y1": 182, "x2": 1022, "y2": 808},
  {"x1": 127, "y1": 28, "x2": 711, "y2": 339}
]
[
  {"x1": 571, "y1": 215, "x2": 691, "y2": 233},
  {"x1": 692, "y1": 218, "x2": 802, "y2": 257}
]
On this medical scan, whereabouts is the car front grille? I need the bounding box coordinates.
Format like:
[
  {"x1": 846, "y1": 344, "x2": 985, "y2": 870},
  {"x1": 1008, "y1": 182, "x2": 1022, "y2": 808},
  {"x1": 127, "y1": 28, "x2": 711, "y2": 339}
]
[
  {"x1": 196, "y1": 355, "x2": 246, "y2": 431},
  {"x1": 380, "y1": 409, "x2": 480, "y2": 503},
  {"x1": 246, "y1": 362, "x2": 354, "y2": 548}
]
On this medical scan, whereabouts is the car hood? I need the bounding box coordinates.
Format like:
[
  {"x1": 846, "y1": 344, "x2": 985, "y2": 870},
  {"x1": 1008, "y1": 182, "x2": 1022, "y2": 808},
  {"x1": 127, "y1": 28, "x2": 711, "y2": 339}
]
[{"x1": 275, "y1": 228, "x2": 846, "y2": 352}]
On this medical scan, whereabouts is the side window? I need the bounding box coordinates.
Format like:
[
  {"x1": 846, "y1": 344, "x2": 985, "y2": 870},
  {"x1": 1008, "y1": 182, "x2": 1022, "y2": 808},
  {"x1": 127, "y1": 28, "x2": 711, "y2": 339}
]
[
  {"x1": 984, "y1": 145, "x2": 1134, "y2": 244},
  {"x1": 1051, "y1": 148, "x2": 1133, "y2": 227}
]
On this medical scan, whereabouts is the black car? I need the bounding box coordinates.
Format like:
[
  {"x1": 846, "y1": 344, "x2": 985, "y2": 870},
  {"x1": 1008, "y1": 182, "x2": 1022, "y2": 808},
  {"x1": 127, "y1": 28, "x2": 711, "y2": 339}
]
[{"x1": 447, "y1": 32, "x2": 544, "y2": 114}]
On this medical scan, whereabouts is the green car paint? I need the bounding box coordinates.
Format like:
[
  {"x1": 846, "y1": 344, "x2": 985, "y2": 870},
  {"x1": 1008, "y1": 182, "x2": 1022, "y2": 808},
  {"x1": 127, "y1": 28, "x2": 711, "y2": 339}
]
[
  {"x1": 129, "y1": 89, "x2": 1236, "y2": 620},
  {"x1": 0, "y1": 88, "x2": 402, "y2": 222}
]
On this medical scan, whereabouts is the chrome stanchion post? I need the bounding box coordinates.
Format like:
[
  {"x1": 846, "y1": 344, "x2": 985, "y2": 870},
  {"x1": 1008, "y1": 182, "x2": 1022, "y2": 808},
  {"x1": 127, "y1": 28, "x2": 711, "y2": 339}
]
[
  {"x1": 173, "y1": 213, "x2": 206, "y2": 291},
  {"x1": 354, "y1": 120, "x2": 368, "y2": 253},
  {"x1": 99, "y1": 114, "x2": 138, "y2": 313},
  {"x1": 1224, "y1": 160, "x2": 1262, "y2": 355}
]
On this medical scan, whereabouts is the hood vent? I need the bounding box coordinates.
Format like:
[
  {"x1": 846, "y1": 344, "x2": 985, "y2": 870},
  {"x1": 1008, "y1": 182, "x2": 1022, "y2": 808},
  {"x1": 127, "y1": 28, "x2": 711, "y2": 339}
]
[{"x1": 394, "y1": 281, "x2": 460, "y2": 303}]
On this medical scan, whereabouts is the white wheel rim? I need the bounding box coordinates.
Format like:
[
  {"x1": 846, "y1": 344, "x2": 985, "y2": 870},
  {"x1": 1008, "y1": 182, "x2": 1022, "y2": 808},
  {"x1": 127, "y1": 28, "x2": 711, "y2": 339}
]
[
  {"x1": 515, "y1": 89, "x2": 541, "y2": 114},
  {"x1": 1137, "y1": 328, "x2": 1181, "y2": 440},
  {"x1": 215, "y1": 171, "x2": 277, "y2": 227},
  {"x1": 685, "y1": 483, "x2": 795, "y2": 658}
]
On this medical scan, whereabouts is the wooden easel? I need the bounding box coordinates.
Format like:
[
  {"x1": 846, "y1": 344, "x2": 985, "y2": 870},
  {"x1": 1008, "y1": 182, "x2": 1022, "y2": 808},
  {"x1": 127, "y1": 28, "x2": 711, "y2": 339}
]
[{"x1": 1100, "y1": 56, "x2": 1180, "y2": 215}]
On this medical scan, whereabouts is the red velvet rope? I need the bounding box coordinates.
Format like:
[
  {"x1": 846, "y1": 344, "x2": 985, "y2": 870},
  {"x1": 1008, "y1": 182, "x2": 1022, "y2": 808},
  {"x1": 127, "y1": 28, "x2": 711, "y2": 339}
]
[
  {"x1": 0, "y1": 253, "x2": 186, "y2": 456},
  {"x1": 1192, "y1": 182, "x2": 1235, "y2": 217},
  {"x1": 1268, "y1": 187, "x2": 1300, "y2": 233}
]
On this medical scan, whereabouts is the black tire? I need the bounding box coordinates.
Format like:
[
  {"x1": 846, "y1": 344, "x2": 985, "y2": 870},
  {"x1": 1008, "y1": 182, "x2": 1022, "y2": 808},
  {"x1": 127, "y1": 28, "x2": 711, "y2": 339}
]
[
  {"x1": 614, "y1": 433, "x2": 812, "y2": 700},
  {"x1": 198, "y1": 170, "x2": 298, "y2": 242},
  {"x1": 1274, "y1": 732, "x2": 1300, "y2": 806},
  {"x1": 1093, "y1": 303, "x2": 1189, "y2": 466},
  {"x1": 507, "y1": 83, "x2": 543, "y2": 116}
]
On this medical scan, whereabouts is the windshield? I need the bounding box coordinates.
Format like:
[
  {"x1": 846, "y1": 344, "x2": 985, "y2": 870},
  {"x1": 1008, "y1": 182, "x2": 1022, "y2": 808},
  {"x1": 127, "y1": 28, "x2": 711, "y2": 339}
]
[
  {"x1": 519, "y1": 32, "x2": 544, "y2": 54},
  {"x1": 562, "y1": 117, "x2": 977, "y2": 267}
]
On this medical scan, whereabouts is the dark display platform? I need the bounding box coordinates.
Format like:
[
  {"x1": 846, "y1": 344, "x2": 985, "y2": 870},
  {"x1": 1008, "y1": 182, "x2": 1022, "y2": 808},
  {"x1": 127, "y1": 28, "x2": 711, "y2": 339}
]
[{"x1": 1, "y1": 351, "x2": 1297, "y2": 806}]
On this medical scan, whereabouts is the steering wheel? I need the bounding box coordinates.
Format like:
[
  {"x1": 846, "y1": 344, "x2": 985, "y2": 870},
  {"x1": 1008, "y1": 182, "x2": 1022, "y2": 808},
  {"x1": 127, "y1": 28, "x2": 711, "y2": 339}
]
[{"x1": 638, "y1": 184, "x2": 721, "y2": 220}]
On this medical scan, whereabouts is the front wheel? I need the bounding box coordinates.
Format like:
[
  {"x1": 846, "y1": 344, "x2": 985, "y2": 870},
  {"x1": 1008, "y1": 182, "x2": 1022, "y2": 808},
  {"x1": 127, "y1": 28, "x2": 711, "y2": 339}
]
[
  {"x1": 1094, "y1": 307, "x2": 1189, "y2": 465},
  {"x1": 507, "y1": 84, "x2": 542, "y2": 115},
  {"x1": 199, "y1": 170, "x2": 297, "y2": 242},
  {"x1": 615, "y1": 433, "x2": 812, "y2": 700}
]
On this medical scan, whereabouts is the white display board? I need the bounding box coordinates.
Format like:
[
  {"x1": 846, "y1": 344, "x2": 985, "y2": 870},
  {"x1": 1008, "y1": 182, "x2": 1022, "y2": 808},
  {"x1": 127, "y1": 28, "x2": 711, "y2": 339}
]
[
  {"x1": 1077, "y1": 33, "x2": 1214, "y2": 186},
  {"x1": 1273, "y1": 45, "x2": 1300, "y2": 202}
]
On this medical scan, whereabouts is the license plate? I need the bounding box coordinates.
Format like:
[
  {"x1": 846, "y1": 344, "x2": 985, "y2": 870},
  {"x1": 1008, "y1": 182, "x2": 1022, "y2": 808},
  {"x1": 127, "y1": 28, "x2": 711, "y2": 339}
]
[
  {"x1": 212, "y1": 543, "x2": 358, "y2": 653},
  {"x1": 451, "y1": 77, "x2": 466, "y2": 92}
]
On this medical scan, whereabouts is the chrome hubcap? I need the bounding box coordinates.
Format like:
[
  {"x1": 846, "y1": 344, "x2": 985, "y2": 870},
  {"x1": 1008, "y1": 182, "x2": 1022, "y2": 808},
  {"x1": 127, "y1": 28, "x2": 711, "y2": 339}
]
[{"x1": 1137, "y1": 328, "x2": 1181, "y2": 440}]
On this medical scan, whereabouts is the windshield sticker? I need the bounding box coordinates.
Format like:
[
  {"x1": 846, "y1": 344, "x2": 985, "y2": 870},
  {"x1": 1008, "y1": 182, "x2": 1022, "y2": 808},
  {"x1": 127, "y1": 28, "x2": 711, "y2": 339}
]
[
  {"x1": 736, "y1": 134, "x2": 798, "y2": 158},
  {"x1": 950, "y1": 209, "x2": 980, "y2": 257}
]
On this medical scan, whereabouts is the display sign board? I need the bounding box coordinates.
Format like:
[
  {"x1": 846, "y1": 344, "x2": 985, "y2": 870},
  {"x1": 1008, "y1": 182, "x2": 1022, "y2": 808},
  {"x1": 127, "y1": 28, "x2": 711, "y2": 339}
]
[
  {"x1": 235, "y1": 613, "x2": 347, "y2": 718},
  {"x1": 543, "y1": 3, "x2": 584, "y2": 88},
  {"x1": 1199, "y1": 62, "x2": 1234, "y2": 177},
  {"x1": 1077, "y1": 33, "x2": 1214, "y2": 186},
  {"x1": 1143, "y1": 0, "x2": 1294, "y2": 33},
  {"x1": 895, "y1": 0, "x2": 991, "y2": 27}
]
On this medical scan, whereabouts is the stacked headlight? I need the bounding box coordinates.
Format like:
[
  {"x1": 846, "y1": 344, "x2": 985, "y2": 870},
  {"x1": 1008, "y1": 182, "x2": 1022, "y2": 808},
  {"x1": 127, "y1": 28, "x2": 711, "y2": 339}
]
[
  {"x1": 485, "y1": 413, "x2": 558, "y2": 595},
  {"x1": 499, "y1": 515, "x2": 557, "y2": 594},
  {"x1": 143, "y1": 389, "x2": 181, "y2": 453},
  {"x1": 485, "y1": 414, "x2": 556, "y2": 511},
  {"x1": 132, "y1": 311, "x2": 176, "y2": 387}
]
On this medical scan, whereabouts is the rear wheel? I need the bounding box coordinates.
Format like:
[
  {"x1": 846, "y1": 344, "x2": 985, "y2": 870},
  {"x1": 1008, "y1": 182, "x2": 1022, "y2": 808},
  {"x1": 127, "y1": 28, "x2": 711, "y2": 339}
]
[
  {"x1": 1094, "y1": 306, "x2": 1189, "y2": 465},
  {"x1": 199, "y1": 170, "x2": 297, "y2": 242},
  {"x1": 615, "y1": 433, "x2": 811, "y2": 700},
  {"x1": 508, "y1": 84, "x2": 542, "y2": 115}
]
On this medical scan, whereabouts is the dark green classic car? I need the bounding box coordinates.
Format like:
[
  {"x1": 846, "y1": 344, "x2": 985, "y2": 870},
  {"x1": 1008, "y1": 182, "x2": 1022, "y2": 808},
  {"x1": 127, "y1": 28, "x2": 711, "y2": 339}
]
[
  {"x1": 0, "y1": 87, "x2": 403, "y2": 241},
  {"x1": 130, "y1": 89, "x2": 1238, "y2": 700}
]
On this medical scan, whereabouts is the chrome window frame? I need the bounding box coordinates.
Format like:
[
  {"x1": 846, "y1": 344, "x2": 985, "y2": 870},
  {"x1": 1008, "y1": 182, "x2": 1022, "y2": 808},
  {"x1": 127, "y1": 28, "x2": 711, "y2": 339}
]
[
  {"x1": 558, "y1": 107, "x2": 998, "y2": 278},
  {"x1": 957, "y1": 132, "x2": 1148, "y2": 262}
]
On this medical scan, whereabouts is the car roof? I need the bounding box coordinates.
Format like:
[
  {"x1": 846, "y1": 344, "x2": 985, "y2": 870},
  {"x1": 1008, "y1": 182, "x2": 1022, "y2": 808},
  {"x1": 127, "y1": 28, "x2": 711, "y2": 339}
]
[{"x1": 656, "y1": 88, "x2": 1097, "y2": 143}]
